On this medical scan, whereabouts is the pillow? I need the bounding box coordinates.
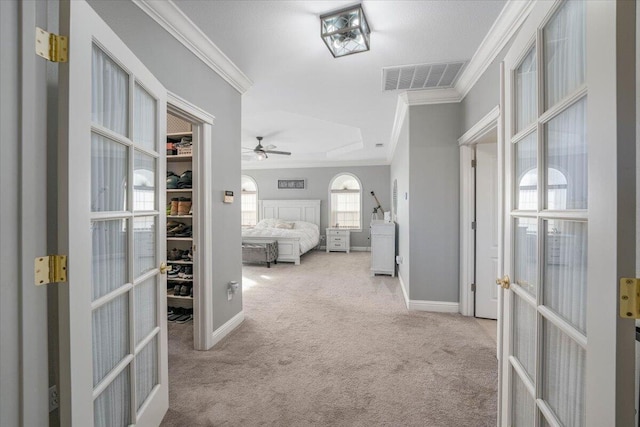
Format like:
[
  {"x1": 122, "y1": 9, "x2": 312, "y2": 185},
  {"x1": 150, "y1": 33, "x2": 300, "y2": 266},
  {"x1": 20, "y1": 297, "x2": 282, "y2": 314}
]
[{"x1": 274, "y1": 221, "x2": 295, "y2": 229}]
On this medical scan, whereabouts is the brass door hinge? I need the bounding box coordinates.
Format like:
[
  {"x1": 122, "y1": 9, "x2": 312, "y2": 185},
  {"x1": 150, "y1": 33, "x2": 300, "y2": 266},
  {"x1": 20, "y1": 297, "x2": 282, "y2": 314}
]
[
  {"x1": 35, "y1": 27, "x2": 68, "y2": 63},
  {"x1": 34, "y1": 255, "x2": 68, "y2": 285},
  {"x1": 471, "y1": 159, "x2": 477, "y2": 168},
  {"x1": 620, "y1": 278, "x2": 640, "y2": 318}
]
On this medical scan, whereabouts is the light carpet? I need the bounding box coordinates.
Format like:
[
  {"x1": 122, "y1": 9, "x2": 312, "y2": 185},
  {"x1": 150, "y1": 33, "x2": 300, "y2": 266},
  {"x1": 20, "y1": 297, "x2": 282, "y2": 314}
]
[{"x1": 162, "y1": 251, "x2": 497, "y2": 426}]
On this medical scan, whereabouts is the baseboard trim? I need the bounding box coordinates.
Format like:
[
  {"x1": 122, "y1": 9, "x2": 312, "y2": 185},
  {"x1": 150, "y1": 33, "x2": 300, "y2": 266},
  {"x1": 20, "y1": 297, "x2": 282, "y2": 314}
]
[
  {"x1": 398, "y1": 274, "x2": 410, "y2": 309},
  {"x1": 210, "y1": 310, "x2": 244, "y2": 348},
  {"x1": 319, "y1": 246, "x2": 370, "y2": 252},
  {"x1": 408, "y1": 300, "x2": 459, "y2": 313}
]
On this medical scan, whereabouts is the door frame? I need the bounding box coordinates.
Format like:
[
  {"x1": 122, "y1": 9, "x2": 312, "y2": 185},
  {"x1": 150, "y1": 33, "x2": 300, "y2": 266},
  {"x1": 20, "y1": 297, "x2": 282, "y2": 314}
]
[
  {"x1": 167, "y1": 92, "x2": 216, "y2": 351},
  {"x1": 458, "y1": 105, "x2": 502, "y2": 318}
]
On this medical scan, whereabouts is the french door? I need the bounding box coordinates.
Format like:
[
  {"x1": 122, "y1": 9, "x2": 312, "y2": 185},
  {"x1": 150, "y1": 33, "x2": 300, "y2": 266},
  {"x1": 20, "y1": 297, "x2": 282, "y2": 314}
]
[
  {"x1": 500, "y1": 0, "x2": 635, "y2": 426},
  {"x1": 58, "y1": 1, "x2": 168, "y2": 425}
]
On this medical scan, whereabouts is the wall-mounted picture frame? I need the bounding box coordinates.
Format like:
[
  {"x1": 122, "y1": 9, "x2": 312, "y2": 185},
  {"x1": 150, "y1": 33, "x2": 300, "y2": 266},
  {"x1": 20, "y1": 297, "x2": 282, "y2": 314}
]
[{"x1": 278, "y1": 179, "x2": 306, "y2": 189}]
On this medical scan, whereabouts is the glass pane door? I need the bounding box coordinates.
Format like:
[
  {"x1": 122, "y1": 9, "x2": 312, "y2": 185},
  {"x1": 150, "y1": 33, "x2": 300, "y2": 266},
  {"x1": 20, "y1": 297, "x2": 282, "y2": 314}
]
[
  {"x1": 91, "y1": 44, "x2": 162, "y2": 425},
  {"x1": 507, "y1": 1, "x2": 587, "y2": 425}
]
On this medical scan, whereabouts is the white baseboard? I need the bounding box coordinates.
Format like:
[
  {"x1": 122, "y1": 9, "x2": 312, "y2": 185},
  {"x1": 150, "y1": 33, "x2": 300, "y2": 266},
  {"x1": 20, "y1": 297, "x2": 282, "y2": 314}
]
[
  {"x1": 318, "y1": 246, "x2": 370, "y2": 252},
  {"x1": 398, "y1": 274, "x2": 410, "y2": 309},
  {"x1": 210, "y1": 310, "x2": 244, "y2": 348},
  {"x1": 408, "y1": 300, "x2": 460, "y2": 313}
]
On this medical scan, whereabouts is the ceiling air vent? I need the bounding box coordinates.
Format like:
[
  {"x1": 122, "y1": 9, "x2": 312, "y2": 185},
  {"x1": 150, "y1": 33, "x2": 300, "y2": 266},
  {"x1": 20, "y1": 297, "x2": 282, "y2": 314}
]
[
  {"x1": 382, "y1": 61, "x2": 466, "y2": 91},
  {"x1": 375, "y1": 143, "x2": 384, "y2": 148}
]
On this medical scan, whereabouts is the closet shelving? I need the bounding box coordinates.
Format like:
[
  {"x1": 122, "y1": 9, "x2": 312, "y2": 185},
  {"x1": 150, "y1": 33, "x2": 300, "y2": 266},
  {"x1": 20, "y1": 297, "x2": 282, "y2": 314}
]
[{"x1": 166, "y1": 119, "x2": 195, "y2": 317}]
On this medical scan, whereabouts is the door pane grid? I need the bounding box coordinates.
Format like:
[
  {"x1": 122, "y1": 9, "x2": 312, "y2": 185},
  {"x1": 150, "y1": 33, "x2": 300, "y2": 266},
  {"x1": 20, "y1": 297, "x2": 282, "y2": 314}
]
[
  {"x1": 92, "y1": 43, "x2": 162, "y2": 424},
  {"x1": 509, "y1": 1, "x2": 587, "y2": 423}
]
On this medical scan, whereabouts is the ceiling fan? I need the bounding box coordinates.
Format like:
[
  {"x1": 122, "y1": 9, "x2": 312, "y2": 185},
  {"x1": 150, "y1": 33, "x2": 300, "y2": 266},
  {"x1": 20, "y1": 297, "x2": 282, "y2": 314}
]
[{"x1": 242, "y1": 136, "x2": 291, "y2": 161}]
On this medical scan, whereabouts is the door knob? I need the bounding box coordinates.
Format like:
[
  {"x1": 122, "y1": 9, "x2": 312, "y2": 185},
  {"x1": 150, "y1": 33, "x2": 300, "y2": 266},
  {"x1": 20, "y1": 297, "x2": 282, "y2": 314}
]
[
  {"x1": 495, "y1": 274, "x2": 511, "y2": 289},
  {"x1": 159, "y1": 262, "x2": 170, "y2": 274}
]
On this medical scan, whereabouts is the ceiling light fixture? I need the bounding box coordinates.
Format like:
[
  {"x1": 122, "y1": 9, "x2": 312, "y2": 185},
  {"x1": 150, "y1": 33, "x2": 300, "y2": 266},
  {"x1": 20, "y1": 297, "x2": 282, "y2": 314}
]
[{"x1": 320, "y1": 4, "x2": 370, "y2": 58}]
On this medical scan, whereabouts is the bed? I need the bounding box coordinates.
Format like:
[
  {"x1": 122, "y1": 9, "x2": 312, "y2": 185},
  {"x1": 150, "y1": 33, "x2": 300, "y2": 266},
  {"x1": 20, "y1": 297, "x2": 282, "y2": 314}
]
[{"x1": 241, "y1": 200, "x2": 321, "y2": 265}]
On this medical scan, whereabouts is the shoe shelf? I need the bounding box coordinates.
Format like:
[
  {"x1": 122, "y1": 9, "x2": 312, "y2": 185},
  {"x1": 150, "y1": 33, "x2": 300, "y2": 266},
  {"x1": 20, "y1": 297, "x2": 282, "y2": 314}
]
[
  {"x1": 167, "y1": 155, "x2": 193, "y2": 162},
  {"x1": 167, "y1": 260, "x2": 193, "y2": 265},
  {"x1": 166, "y1": 189, "x2": 192, "y2": 193},
  {"x1": 167, "y1": 131, "x2": 193, "y2": 138},
  {"x1": 167, "y1": 294, "x2": 193, "y2": 300},
  {"x1": 167, "y1": 237, "x2": 193, "y2": 241},
  {"x1": 167, "y1": 278, "x2": 193, "y2": 282},
  {"x1": 167, "y1": 215, "x2": 192, "y2": 219}
]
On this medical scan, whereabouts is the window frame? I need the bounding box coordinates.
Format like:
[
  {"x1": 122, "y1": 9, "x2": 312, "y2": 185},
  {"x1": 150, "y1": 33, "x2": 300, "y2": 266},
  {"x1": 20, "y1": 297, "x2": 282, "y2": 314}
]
[
  {"x1": 240, "y1": 175, "x2": 259, "y2": 228},
  {"x1": 328, "y1": 172, "x2": 363, "y2": 232}
]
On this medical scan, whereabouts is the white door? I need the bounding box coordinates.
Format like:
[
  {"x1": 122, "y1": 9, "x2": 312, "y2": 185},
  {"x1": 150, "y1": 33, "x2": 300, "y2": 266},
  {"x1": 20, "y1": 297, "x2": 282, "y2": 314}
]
[
  {"x1": 475, "y1": 142, "x2": 499, "y2": 319},
  {"x1": 57, "y1": 1, "x2": 168, "y2": 425},
  {"x1": 499, "y1": 0, "x2": 635, "y2": 425}
]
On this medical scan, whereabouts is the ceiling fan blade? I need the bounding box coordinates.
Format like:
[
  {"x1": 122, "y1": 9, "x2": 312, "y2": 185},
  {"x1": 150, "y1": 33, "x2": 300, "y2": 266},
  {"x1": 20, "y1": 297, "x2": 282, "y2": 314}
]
[
  {"x1": 242, "y1": 154, "x2": 256, "y2": 160},
  {"x1": 264, "y1": 150, "x2": 291, "y2": 156},
  {"x1": 264, "y1": 144, "x2": 276, "y2": 150}
]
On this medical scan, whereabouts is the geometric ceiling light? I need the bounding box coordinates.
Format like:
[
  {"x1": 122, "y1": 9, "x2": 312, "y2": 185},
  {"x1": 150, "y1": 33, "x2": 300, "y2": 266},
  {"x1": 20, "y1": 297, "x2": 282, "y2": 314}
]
[{"x1": 320, "y1": 4, "x2": 370, "y2": 58}]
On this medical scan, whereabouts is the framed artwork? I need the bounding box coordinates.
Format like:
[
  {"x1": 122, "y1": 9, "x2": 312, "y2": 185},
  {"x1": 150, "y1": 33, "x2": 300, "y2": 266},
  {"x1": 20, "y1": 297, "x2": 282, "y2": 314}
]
[{"x1": 278, "y1": 179, "x2": 305, "y2": 189}]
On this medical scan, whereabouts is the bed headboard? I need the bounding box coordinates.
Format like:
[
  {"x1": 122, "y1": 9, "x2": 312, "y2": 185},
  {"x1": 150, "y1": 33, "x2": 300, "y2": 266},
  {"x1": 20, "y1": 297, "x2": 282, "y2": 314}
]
[{"x1": 259, "y1": 200, "x2": 321, "y2": 228}]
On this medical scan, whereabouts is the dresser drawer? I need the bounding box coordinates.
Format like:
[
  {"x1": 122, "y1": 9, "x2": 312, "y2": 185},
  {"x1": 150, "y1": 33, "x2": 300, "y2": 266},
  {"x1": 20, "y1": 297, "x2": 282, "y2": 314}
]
[
  {"x1": 328, "y1": 241, "x2": 346, "y2": 249},
  {"x1": 327, "y1": 229, "x2": 348, "y2": 237},
  {"x1": 329, "y1": 236, "x2": 345, "y2": 243}
]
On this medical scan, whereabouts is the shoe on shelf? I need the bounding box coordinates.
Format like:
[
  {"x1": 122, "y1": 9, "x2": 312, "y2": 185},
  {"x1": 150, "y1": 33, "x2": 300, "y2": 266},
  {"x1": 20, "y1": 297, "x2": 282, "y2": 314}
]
[
  {"x1": 190, "y1": 285, "x2": 193, "y2": 298},
  {"x1": 177, "y1": 170, "x2": 192, "y2": 189},
  {"x1": 170, "y1": 198, "x2": 179, "y2": 216},
  {"x1": 181, "y1": 249, "x2": 192, "y2": 261},
  {"x1": 167, "y1": 265, "x2": 181, "y2": 278},
  {"x1": 177, "y1": 197, "x2": 192, "y2": 216},
  {"x1": 179, "y1": 284, "x2": 190, "y2": 297},
  {"x1": 167, "y1": 222, "x2": 187, "y2": 236},
  {"x1": 166, "y1": 203, "x2": 172, "y2": 215},
  {"x1": 182, "y1": 266, "x2": 193, "y2": 280},
  {"x1": 167, "y1": 171, "x2": 179, "y2": 189},
  {"x1": 172, "y1": 283, "x2": 182, "y2": 296},
  {"x1": 168, "y1": 248, "x2": 183, "y2": 261},
  {"x1": 174, "y1": 225, "x2": 192, "y2": 238}
]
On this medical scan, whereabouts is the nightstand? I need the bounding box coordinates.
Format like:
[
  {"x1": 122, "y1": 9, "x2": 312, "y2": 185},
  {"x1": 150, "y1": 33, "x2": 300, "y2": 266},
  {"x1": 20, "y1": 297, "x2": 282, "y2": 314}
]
[{"x1": 326, "y1": 228, "x2": 350, "y2": 253}]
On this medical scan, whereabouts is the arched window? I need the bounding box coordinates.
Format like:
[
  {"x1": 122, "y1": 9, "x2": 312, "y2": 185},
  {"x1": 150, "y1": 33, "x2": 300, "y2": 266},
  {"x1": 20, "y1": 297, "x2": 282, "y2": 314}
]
[
  {"x1": 329, "y1": 173, "x2": 362, "y2": 230},
  {"x1": 518, "y1": 168, "x2": 567, "y2": 210},
  {"x1": 241, "y1": 175, "x2": 258, "y2": 227}
]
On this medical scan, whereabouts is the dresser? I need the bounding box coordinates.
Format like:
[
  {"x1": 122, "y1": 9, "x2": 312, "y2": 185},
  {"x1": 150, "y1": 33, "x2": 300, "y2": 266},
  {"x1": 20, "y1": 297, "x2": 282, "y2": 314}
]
[
  {"x1": 326, "y1": 228, "x2": 350, "y2": 253},
  {"x1": 370, "y1": 220, "x2": 395, "y2": 276}
]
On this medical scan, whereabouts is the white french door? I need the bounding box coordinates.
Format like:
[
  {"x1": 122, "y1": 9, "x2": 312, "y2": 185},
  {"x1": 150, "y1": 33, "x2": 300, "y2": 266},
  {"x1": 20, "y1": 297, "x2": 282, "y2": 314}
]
[
  {"x1": 58, "y1": 1, "x2": 168, "y2": 425},
  {"x1": 500, "y1": 0, "x2": 635, "y2": 426}
]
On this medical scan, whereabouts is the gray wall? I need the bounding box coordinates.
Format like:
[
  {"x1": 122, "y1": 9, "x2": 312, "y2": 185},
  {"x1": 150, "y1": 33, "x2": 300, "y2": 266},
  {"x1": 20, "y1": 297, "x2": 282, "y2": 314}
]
[
  {"x1": 87, "y1": 0, "x2": 243, "y2": 331},
  {"x1": 461, "y1": 36, "x2": 515, "y2": 134},
  {"x1": 1, "y1": 1, "x2": 21, "y2": 426},
  {"x1": 390, "y1": 114, "x2": 411, "y2": 295},
  {"x1": 243, "y1": 166, "x2": 390, "y2": 248},
  {"x1": 409, "y1": 104, "x2": 462, "y2": 302}
]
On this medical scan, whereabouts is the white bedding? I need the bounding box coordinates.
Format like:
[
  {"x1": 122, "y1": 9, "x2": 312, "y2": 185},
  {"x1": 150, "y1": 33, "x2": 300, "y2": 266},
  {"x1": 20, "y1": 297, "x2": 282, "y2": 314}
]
[{"x1": 242, "y1": 219, "x2": 320, "y2": 255}]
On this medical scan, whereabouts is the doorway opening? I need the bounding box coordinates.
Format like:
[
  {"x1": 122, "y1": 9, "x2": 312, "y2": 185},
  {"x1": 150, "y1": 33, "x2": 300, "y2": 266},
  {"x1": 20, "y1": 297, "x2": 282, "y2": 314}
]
[{"x1": 166, "y1": 96, "x2": 215, "y2": 351}]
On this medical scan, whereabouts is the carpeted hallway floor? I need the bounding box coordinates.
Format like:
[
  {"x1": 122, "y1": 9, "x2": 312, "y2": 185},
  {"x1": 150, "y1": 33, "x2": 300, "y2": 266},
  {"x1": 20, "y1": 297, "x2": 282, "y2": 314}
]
[{"x1": 161, "y1": 251, "x2": 498, "y2": 426}]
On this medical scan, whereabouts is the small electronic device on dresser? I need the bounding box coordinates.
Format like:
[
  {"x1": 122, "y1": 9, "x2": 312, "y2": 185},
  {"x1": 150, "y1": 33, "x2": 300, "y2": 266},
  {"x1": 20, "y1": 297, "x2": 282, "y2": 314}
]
[{"x1": 326, "y1": 228, "x2": 350, "y2": 253}]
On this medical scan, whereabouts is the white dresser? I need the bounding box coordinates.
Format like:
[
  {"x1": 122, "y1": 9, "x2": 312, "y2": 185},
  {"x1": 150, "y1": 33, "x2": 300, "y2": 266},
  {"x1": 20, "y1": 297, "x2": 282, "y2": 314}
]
[
  {"x1": 370, "y1": 220, "x2": 395, "y2": 276},
  {"x1": 326, "y1": 228, "x2": 350, "y2": 253}
]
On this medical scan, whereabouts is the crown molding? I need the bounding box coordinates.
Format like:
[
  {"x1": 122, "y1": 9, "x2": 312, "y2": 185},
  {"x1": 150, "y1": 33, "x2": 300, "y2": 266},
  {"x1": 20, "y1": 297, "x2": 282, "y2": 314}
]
[
  {"x1": 132, "y1": 0, "x2": 253, "y2": 94},
  {"x1": 388, "y1": 0, "x2": 534, "y2": 162},
  {"x1": 386, "y1": 94, "x2": 409, "y2": 162},
  {"x1": 454, "y1": 0, "x2": 535, "y2": 99},
  {"x1": 458, "y1": 105, "x2": 500, "y2": 146}
]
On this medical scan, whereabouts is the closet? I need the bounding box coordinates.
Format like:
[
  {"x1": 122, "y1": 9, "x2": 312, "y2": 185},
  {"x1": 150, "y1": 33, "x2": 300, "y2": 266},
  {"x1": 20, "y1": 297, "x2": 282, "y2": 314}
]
[{"x1": 166, "y1": 113, "x2": 196, "y2": 325}]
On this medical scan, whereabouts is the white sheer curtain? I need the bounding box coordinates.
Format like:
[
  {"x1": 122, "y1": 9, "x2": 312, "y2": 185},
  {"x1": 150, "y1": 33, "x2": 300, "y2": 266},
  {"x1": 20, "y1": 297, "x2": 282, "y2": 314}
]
[
  {"x1": 241, "y1": 192, "x2": 258, "y2": 227},
  {"x1": 512, "y1": 368, "x2": 535, "y2": 426},
  {"x1": 92, "y1": 45, "x2": 128, "y2": 136},
  {"x1": 516, "y1": 47, "x2": 537, "y2": 133},
  {"x1": 133, "y1": 84, "x2": 156, "y2": 152},
  {"x1": 516, "y1": 132, "x2": 537, "y2": 211},
  {"x1": 94, "y1": 368, "x2": 130, "y2": 427},
  {"x1": 536, "y1": 2, "x2": 587, "y2": 425},
  {"x1": 544, "y1": 0, "x2": 585, "y2": 108}
]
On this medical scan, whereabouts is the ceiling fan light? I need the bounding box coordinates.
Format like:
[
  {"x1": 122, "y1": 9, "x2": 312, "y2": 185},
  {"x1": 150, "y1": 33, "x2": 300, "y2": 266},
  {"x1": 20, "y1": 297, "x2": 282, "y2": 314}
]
[
  {"x1": 256, "y1": 152, "x2": 267, "y2": 161},
  {"x1": 320, "y1": 4, "x2": 370, "y2": 58}
]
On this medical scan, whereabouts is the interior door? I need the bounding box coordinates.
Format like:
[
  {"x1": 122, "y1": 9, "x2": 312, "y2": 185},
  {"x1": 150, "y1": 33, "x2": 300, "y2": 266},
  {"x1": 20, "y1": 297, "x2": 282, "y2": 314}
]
[
  {"x1": 57, "y1": 1, "x2": 168, "y2": 425},
  {"x1": 475, "y1": 142, "x2": 499, "y2": 319},
  {"x1": 499, "y1": 0, "x2": 635, "y2": 425}
]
